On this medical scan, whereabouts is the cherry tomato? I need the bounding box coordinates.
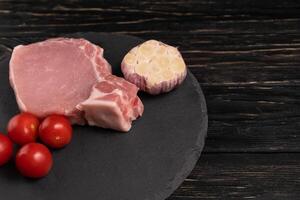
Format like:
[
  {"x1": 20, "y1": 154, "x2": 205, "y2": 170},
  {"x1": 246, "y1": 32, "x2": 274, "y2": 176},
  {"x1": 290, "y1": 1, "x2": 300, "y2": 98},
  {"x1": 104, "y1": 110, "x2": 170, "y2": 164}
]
[
  {"x1": 7, "y1": 113, "x2": 40, "y2": 146},
  {"x1": 16, "y1": 143, "x2": 52, "y2": 178},
  {"x1": 39, "y1": 115, "x2": 72, "y2": 149},
  {"x1": 0, "y1": 133, "x2": 13, "y2": 166}
]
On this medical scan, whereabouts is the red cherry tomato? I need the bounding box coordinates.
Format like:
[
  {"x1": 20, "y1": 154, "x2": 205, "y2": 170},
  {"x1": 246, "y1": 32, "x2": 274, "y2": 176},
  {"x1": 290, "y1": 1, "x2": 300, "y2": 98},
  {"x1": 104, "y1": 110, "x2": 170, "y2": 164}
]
[
  {"x1": 0, "y1": 133, "x2": 13, "y2": 166},
  {"x1": 7, "y1": 113, "x2": 40, "y2": 146},
  {"x1": 16, "y1": 143, "x2": 52, "y2": 178},
  {"x1": 39, "y1": 115, "x2": 72, "y2": 149}
]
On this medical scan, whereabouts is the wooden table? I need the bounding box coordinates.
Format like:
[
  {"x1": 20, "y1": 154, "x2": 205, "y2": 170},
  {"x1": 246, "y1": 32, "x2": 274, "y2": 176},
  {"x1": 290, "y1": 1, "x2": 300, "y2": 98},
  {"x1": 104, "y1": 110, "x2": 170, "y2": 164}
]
[{"x1": 1, "y1": 0, "x2": 299, "y2": 199}]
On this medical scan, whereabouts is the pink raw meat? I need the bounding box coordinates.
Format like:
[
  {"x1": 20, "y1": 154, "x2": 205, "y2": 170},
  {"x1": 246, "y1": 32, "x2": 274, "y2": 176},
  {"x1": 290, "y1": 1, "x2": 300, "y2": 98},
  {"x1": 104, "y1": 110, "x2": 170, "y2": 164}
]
[
  {"x1": 77, "y1": 75, "x2": 144, "y2": 132},
  {"x1": 9, "y1": 38, "x2": 111, "y2": 124}
]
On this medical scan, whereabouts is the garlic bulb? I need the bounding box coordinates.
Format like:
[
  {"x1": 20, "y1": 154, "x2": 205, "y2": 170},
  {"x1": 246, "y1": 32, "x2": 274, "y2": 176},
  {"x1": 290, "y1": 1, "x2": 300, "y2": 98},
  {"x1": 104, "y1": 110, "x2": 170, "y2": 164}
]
[{"x1": 121, "y1": 40, "x2": 187, "y2": 95}]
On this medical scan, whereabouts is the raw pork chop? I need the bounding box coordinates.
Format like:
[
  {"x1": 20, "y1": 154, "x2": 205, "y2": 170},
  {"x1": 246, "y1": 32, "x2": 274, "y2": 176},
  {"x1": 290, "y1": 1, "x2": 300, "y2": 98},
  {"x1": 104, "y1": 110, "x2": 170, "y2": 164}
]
[
  {"x1": 10, "y1": 38, "x2": 111, "y2": 124},
  {"x1": 77, "y1": 75, "x2": 144, "y2": 132}
]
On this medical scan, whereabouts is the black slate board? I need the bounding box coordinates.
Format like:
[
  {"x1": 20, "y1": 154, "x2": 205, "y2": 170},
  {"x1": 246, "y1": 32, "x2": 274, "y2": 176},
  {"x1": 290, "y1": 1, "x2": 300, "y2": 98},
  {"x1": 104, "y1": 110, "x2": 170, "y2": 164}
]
[{"x1": 0, "y1": 33, "x2": 207, "y2": 200}]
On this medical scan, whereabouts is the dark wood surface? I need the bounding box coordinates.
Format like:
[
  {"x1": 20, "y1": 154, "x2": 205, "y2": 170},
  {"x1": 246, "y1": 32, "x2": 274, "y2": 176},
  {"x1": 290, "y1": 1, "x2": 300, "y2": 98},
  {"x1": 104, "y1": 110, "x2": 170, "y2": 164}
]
[{"x1": 0, "y1": 0, "x2": 299, "y2": 199}]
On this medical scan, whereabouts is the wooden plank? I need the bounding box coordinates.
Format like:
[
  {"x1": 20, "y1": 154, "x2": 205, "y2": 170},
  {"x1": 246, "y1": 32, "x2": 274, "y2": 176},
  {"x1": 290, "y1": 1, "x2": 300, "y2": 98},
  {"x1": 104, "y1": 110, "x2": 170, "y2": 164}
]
[
  {"x1": 168, "y1": 153, "x2": 300, "y2": 199},
  {"x1": 0, "y1": 0, "x2": 299, "y2": 37}
]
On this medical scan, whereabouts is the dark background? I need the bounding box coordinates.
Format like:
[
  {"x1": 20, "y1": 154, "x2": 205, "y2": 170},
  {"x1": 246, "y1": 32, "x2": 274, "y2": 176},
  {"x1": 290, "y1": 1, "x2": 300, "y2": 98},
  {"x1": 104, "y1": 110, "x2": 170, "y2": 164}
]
[{"x1": 0, "y1": 0, "x2": 299, "y2": 199}]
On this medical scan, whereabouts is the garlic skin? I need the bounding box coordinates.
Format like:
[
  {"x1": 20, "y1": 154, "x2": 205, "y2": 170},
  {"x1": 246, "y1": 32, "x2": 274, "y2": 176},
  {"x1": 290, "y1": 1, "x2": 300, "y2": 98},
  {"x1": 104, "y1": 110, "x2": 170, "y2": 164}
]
[{"x1": 121, "y1": 40, "x2": 187, "y2": 95}]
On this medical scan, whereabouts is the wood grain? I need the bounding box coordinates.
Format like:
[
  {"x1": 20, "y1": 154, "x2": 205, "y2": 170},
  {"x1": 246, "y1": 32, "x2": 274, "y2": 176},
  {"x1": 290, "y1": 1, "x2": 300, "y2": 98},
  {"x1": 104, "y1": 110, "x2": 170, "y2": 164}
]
[
  {"x1": 0, "y1": 0, "x2": 299, "y2": 199},
  {"x1": 169, "y1": 153, "x2": 300, "y2": 199}
]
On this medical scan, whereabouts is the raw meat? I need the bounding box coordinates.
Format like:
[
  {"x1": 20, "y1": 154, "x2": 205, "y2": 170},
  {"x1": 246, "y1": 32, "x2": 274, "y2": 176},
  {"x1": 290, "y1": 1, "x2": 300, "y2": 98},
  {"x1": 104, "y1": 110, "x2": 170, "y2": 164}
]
[
  {"x1": 9, "y1": 38, "x2": 111, "y2": 124},
  {"x1": 77, "y1": 75, "x2": 144, "y2": 132}
]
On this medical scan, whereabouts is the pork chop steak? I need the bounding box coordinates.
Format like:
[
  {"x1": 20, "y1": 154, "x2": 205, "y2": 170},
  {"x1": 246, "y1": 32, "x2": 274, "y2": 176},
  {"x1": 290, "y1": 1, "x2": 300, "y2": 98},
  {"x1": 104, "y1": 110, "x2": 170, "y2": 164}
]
[
  {"x1": 77, "y1": 75, "x2": 144, "y2": 132},
  {"x1": 9, "y1": 38, "x2": 111, "y2": 124}
]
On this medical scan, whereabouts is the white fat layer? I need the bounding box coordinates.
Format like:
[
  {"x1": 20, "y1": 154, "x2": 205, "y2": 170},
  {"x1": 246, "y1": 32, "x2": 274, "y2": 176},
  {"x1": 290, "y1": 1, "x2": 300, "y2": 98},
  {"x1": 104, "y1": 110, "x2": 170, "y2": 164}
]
[
  {"x1": 9, "y1": 45, "x2": 28, "y2": 112},
  {"x1": 79, "y1": 40, "x2": 111, "y2": 81}
]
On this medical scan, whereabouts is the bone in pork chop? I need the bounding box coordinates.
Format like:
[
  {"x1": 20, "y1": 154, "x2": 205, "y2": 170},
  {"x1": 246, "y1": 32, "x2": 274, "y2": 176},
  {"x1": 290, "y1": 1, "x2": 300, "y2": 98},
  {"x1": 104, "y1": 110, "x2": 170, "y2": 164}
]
[
  {"x1": 77, "y1": 75, "x2": 144, "y2": 132},
  {"x1": 10, "y1": 38, "x2": 144, "y2": 131}
]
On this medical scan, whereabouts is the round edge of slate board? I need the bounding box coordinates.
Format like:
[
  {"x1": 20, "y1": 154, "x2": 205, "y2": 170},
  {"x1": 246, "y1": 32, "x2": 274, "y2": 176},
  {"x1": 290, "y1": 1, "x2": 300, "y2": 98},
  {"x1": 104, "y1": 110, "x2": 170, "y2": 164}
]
[{"x1": 0, "y1": 32, "x2": 208, "y2": 200}]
